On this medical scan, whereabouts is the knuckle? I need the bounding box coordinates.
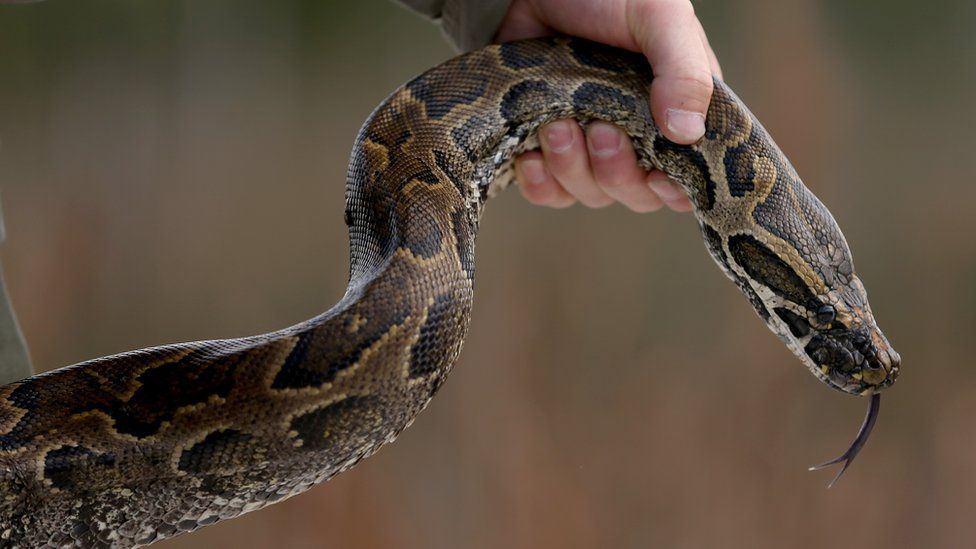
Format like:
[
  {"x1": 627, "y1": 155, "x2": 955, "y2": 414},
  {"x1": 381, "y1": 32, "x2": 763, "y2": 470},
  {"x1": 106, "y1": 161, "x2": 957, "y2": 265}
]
[
  {"x1": 630, "y1": 0, "x2": 694, "y2": 23},
  {"x1": 674, "y1": 69, "x2": 714, "y2": 97}
]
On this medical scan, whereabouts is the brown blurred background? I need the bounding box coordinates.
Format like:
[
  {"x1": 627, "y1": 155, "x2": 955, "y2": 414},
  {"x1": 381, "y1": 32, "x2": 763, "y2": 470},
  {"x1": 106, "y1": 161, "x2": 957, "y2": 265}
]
[{"x1": 0, "y1": 0, "x2": 974, "y2": 547}]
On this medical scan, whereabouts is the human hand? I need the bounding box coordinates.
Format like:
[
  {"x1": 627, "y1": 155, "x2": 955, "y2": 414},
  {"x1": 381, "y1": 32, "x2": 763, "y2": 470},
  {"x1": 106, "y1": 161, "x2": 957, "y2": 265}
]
[{"x1": 495, "y1": 0, "x2": 722, "y2": 212}]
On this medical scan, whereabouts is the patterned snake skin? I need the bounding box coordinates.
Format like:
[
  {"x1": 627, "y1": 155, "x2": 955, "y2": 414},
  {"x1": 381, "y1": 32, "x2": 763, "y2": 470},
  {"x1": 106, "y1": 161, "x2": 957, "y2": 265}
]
[{"x1": 0, "y1": 38, "x2": 900, "y2": 546}]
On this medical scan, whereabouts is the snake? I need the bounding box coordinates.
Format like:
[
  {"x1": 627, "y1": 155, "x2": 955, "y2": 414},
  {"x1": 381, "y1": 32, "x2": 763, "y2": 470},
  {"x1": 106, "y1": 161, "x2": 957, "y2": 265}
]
[{"x1": 0, "y1": 38, "x2": 900, "y2": 547}]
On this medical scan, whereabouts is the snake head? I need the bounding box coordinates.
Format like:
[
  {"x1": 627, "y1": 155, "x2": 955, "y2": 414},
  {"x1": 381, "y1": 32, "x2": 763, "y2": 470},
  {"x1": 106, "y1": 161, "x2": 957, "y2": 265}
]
[{"x1": 772, "y1": 275, "x2": 900, "y2": 395}]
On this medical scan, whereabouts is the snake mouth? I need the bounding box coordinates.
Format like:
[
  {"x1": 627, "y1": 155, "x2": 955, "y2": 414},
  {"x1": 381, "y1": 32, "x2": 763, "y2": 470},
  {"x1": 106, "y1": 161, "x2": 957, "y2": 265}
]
[{"x1": 805, "y1": 328, "x2": 899, "y2": 394}]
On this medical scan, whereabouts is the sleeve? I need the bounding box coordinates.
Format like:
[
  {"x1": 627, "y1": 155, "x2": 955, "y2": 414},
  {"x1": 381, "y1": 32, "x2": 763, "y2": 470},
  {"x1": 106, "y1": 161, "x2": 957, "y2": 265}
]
[
  {"x1": 395, "y1": 0, "x2": 512, "y2": 52},
  {"x1": 0, "y1": 196, "x2": 33, "y2": 385}
]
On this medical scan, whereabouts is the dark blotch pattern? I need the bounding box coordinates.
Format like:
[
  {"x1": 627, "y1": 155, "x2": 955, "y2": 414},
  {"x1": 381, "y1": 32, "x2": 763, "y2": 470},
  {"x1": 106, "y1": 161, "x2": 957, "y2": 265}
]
[
  {"x1": 728, "y1": 234, "x2": 815, "y2": 305},
  {"x1": 108, "y1": 350, "x2": 240, "y2": 437},
  {"x1": 774, "y1": 307, "x2": 811, "y2": 338},
  {"x1": 700, "y1": 223, "x2": 728, "y2": 270},
  {"x1": 499, "y1": 42, "x2": 547, "y2": 70},
  {"x1": 364, "y1": 106, "x2": 412, "y2": 155},
  {"x1": 432, "y1": 149, "x2": 456, "y2": 184},
  {"x1": 723, "y1": 128, "x2": 766, "y2": 197},
  {"x1": 178, "y1": 429, "x2": 255, "y2": 474},
  {"x1": 402, "y1": 212, "x2": 443, "y2": 259},
  {"x1": 500, "y1": 80, "x2": 551, "y2": 122},
  {"x1": 572, "y1": 82, "x2": 637, "y2": 117},
  {"x1": 451, "y1": 208, "x2": 475, "y2": 279},
  {"x1": 654, "y1": 136, "x2": 714, "y2": 210},
  {"x1": 271, "y1": 331, "x2": 380, "y2": 390},
  {"x1": 290, "y1": 396, "x2": 376, "y2": 452},
  {"x1": 0, "y1": 382, "x2": 40, "y2": 450},
  {"x1": 8, "y1": 381, "x2": 39, "y2": 409},
  {"x1": 406, "y1": 71, "x2": 485, "y2": 120},
  {"x1": 403, "y1": 166, "x2": 441, "y2": 187},
  {"x1": 409, "y1": 293, "x2": 461, "y2": 379},
  {"x1": 700, "y1": 223, "x2": 773, "y2": 321},
  {"x1": 272, "y1": 307, "x2": 409, "y2": 390},
  {"x1": 44, "y1": 445, "x2": 116, "y2": 490},
  {"x1": 451, "y1": 113, "x2": 493, "y2": 162}
]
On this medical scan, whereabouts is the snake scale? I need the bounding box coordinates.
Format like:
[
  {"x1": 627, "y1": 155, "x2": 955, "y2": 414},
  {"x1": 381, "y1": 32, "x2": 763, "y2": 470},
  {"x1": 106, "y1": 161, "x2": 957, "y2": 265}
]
[{"x1": 0, "y1": 38, "x2": 900, "y2": 547}]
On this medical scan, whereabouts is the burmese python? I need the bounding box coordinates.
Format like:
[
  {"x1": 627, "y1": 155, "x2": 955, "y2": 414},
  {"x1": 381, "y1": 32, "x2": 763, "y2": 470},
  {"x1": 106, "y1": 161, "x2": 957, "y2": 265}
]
[{"x1": 0, "y1": 38, "x2": 900, "y2": 547}]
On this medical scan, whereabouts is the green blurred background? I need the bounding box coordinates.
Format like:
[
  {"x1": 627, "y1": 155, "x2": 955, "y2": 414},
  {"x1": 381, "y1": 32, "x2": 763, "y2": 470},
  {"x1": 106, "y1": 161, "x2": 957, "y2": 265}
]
[{"x1": 0, "y1": 0, "x2": 974, "y2": 547}]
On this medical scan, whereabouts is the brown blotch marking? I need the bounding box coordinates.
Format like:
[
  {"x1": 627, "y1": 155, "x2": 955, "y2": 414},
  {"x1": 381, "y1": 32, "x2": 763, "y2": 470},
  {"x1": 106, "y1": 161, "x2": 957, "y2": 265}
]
[
  {"x1": 774, "y1": 307, "x2": 812, "y2": 338},
  {"x1": 498, "y1": 41, "x2": 548, "y2": 70},
  {"x1": 432, "y1": 149, "x2": 459, "y2": 186},
  {"x1": 450, "y1": 206, "x2": 475, "y2": 279},
  {"x1": 359, "y1": 139, "x2": 390, "y2": 181},
  {"x1": 395, "y1": 178, "x2": 449, "y2": 260},
  {"x1": 722, "y1": 127, "x2": 765, "y2": 197},
  {"x1": 401, "y1": 215, "x2": 443, "y2": 260},
  {"x1": 0, "y1": 343, "x2": 232, "y2": 453},
  {"x1": 84, "y1": 345, "x2": 198, "y2": 403},
  {"x1": 450, "y1": 113, "x2": 495, "y2": 163},
  {"x1": 572, "y1": 81, "x2": 637, "y2": 118},
  {"x1": 177, "y1": 429, "x2": 259, "y2": 474},
  {"x1": 405, "y1": 61, "x2": 487, "y2": 120},
  {"x1": 97, "y1": 342, "x2": 273, "y2": 438},
  {"x1": 700, "y1": 223, "x2": 728, "y2": 269},
  {"x1": 408, "y1": 293, "x2": 464, "y2": 380},
  {"x1": 288, "y1": 395, "x2": 380, "y2": 452},
  {"x1": 653, "y1": 135, "x2": 715, "y2": 210},
  {"x1": 728, "y1": 233, "x2": 815, "y2": 305},
  {"x1": 271, "y1": 306, "x2": 409, "y2": 392},
  {"x1": 43, "y1": 445, "x2": 116, "y2": 490},
  {"x1": 500, "y1": 79, "x2": 552, "y2": 123},
  {"x1": 0, "y1": 384, "x2": 28, "y2": 437},
  {"x1": 704, "y1": 84, "x2": 753, "y2": 145}
]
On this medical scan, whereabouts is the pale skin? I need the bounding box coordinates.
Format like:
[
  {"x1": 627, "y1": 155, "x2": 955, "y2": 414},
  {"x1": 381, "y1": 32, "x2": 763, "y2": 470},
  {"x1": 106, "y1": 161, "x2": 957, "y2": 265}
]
[{"x1": 495, "y1": 0, "x2": 723, "y2": 213}]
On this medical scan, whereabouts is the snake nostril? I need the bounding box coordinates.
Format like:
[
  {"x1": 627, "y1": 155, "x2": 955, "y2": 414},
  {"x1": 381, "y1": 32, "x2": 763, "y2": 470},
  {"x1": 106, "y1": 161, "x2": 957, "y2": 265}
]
[
  {"x1": 853, "y1": 335, "x2": 871, "y2": 353},
  {"x1": 888, "y1": 349, "x2": 902, "y2": 368}
]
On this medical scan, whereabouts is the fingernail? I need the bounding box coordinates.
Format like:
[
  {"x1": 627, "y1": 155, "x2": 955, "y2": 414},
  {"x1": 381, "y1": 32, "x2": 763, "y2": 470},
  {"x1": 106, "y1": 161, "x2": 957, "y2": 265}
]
[
  {"x1": 587, "y1": 123, "x2": 622, "y2": 157},
  {"x1": 542, "y1": 120, "x2": 574, "y2": 153},
  {"x1": 665, "y1": 109, "x2": 706, "y2": 143},
  {"x1": 520, "y1": 158, "x2": 547, "y2": 185}
]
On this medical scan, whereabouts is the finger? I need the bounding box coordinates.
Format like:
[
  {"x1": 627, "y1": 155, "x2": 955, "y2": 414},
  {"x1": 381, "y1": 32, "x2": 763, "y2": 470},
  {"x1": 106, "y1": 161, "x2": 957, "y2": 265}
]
[
  {"x1": 585, "y1": 122, "x2": 663, "y2": 213},
  {"x1": 647, "y1": 170, "x2": 694, "y2": 212},
  {"x1": 493, "y1": 0, "x2": 552, "y2": 42},
  {"x1": 515, "y1": 151, "x2": 576, "y2": 208},
  {"x1": 695, "y1": 18, "x2": 723, "y2": 79},
  {"x1": 627, "y1": 0, "x2": 714, "y2": 144},
  {"x1": 539, "y1": 119, "x2": 613, "y2": 208}
]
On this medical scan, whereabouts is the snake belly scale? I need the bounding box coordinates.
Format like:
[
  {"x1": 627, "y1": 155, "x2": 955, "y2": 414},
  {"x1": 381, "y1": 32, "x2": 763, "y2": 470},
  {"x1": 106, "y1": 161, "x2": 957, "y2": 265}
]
[{"x1": 0, "y1": 38, "x2": 899, "y2": 546}]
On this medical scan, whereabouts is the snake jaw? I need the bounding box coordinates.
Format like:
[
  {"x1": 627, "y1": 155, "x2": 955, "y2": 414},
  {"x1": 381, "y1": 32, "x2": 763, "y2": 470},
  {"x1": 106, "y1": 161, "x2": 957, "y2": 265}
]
[{"x1": 808, "y1": 392, "x2": 881, "y2": 488}]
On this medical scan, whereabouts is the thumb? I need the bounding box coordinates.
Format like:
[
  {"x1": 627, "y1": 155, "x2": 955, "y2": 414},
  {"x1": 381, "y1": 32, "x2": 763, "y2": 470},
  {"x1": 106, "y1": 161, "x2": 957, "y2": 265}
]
[{"x1": 628, "y1": 0, "x2": 714, "y2": 144}]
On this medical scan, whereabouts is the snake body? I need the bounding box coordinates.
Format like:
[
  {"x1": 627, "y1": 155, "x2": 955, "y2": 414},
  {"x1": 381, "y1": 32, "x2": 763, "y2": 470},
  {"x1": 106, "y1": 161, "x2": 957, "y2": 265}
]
[{"x1": 0, "y1": 38, "x2": 899, "y2": 546}]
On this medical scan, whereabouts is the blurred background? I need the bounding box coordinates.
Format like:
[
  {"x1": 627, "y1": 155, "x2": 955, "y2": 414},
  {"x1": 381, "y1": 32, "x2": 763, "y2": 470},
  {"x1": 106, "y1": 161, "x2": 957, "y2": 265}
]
[{"x1": 0, "y1": 0, "x2": 973, "y2": 547}]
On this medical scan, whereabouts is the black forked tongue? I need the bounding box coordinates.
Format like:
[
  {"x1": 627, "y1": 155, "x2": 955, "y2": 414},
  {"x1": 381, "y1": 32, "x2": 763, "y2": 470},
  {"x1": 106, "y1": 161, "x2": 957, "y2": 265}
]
[{"x1": 808, "y1": 393, "x2": 881, "y2": 488}]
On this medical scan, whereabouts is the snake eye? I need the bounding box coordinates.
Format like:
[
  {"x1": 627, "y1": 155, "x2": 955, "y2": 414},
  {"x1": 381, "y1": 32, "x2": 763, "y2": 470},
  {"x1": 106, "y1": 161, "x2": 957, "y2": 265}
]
[{"x1": 816, "y1": 304, "x2": 836, "y2": 325}]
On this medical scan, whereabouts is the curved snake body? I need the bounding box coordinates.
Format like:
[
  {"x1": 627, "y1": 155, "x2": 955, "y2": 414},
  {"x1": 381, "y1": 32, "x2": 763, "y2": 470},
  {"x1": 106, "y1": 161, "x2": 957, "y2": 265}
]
[{"x1": 0, "y1": 38, "x2": 899, "y2": 546}]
